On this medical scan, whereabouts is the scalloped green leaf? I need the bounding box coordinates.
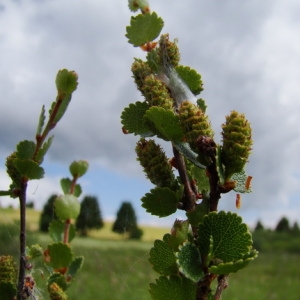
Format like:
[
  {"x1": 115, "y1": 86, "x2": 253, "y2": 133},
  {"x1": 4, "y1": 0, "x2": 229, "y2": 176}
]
[
  {"x1": 47, "y1": 273, "x2": 69, "y2": 291},
  {"x1": 171, "y1": 220, "x2": 189, "y2": 245},
  {"x1": 0, "y1": 282, "x2": 17, "y2": 300},
  {"x1": 55, "y1": 69, "x2": 78, "y2": 95},
  {"x1": 46, "y1": 242, "x2": 73, "y2": 269},
  {"x1": 54, "y1": 194, "x2": 80, "y2": 220},
  {"x1": 175, "y1": 66, "x2": 203, "y2": 95},
  {"x1": 60, "y1": 178, "x2": 82, "y2": 197},
  {"x1": 198, "y1": 211, "x2": 253, "y2": 263},
  {"x1": 149, "y1": 275, "x2": 196, "y2": 300},
  {"x1": 67, "y1": 256, "x2": 84, "y2": 278},
  {"x1": 13, "y1": 159, "x2": 44, "y2": 180},
  {"x1": 209, "y1": 249, "x2": 258, "y2": 275},
  {"x1": 186, "y1": 199, "x2": 209, "y2": 227},
  {"x1": 16, "y1": 140, "x2": 35, "y2": 160},
  {"x1": 49, "y1": 220, "x2": 76, "y2": 243},
  {"x1": 176, "y1": 241, "x2": 203, "y2": 282},
  {"x1": 141, "y1": 187, "x2": 179, "y2": 217},
  {"x1": 149, "y1": 239, "x2": 177, "y2": 276},
  {"x1": 145, "y1": 107, "x2": 184, "y2": 142},
  {"x1": 121, "y1": 101, "x2": 151, "y2": 136},
  {"x1": 189, "y1": 163, "x2": 210, "y2": 192},
  {"x1": 35, "y1": 136, "x2": 54, "y2": 163},
  {"x1": 232, "y1": 170, "x2": 252, "y2": 193},
  {"x1": 126, "y1": 12, "x2": 164, "y2": 46}
]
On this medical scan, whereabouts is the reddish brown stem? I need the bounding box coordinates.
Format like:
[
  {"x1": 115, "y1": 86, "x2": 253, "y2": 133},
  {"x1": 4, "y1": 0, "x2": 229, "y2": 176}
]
[
  {"x1": 17, "y1": 178, "x2": 28, "y2": 300},
  {"x1": 172, "y1": 145, "x2": 196, "y2": 211},
  {"x1": 63, "y1": 219, "x2": 71, "y2": 244},
  {"x1": 214, "y1": 275, "x2": 228, "y2": 300}
]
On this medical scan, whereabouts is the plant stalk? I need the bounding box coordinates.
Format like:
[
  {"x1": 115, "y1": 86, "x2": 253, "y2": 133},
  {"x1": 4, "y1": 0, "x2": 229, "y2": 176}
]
[{"x1": 17, "y1": 179, "x2": 28, "y2": 300}]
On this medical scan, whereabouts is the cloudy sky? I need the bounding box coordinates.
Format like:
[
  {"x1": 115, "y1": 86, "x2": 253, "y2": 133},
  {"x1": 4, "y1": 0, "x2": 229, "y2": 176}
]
[{"x1": 0, "y1": 0, "x2": 299, "y2": 229}]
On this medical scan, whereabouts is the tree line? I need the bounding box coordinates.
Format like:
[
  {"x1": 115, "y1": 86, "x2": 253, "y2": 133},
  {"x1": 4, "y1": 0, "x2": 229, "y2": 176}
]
[
  {"x1": 254, "y1": 217, "x2": 300, "y2": 234},
  {"x1": 39, "y1": 194, "x2": 143, "y2": 239}
]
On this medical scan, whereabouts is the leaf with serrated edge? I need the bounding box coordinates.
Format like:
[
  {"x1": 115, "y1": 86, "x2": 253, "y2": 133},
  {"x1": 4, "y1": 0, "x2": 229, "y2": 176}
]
[
  {"x1": 175, "y1": 66, "x2": 203, "y2": 95},
  {"x1": 149, "y1": 239, "x2": 177, "y2": 276},
  {"x1": 149, "y1": 275, "x2": 196, "y2": 300},
  {"x1": 35, "y1": 136, "x2": 54, "y2": 163},
  {"x1": 121, "y1": 101, "x2": 151, "y2": 135},
  {"x1": 141, "y1": 187, "x2": 179, "y2": 217},
  {"x1": 198, "y1": 211, "x2": 253, "y2": 263},
  {"x1": 13, "y1": 159, "x2": 44, "y2": 180},
  {"x1": 47, "y1": 273, "x2": 69, "y2": 291},
  {"x1": 126, "y1": 12, "x2": 164, "y2": 46},
  {"x1": 49, "y1": 220, "x2": 76, "y2": 243},
  {"x1": 16, "y1": 140, "x2": 36, "y2": 160},
  {"x1": 176, "y1": 242, "x2": 203, "y2": 282},
  {"x1": 60, "y1": 178, "x2": 72, "y2": 194},
  {"x1": 46, "y1": 242, "x2": 73, "y2": 269},
  {"x1": 145, "y1": 107, "x2": 184, "y2": 142},
  {"x1": 67, "y1": 256, "x2": 84, "y2": 278},
  {"x1": 209, "y1": 249, "x2": 258, "y2": 274}
]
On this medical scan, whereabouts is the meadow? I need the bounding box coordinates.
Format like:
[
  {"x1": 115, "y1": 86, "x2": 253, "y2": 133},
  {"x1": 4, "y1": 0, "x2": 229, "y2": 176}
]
[{"x1": 1, "y1": 208, "x2": 300, "y2": 299}]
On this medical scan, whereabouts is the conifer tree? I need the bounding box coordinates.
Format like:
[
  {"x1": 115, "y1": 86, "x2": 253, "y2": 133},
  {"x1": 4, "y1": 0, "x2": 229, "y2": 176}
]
[
  {"x1": 76, "y1": 196, "x2": 104, "y2": 236},
  {"x1": 275, "y1": 216, "x2": 290, "y2": 232},
  {"x1": 39, "y1": 194, "x2": 58, "y2": 232},
  {"x1": 112, "y1": 201, "x2": 143, "y2": 239}
]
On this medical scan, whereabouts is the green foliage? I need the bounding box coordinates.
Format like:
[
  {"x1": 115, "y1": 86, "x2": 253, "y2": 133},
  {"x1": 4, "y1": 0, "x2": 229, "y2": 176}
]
[
  {"x1": 149, "y1": 275, "x2": 196, "y2": 300},
  {"x1": 275, "y1": 216, "x2": 290, "y2": 232},
  {"x1": 123, "y1": 1, "x2": 256, "y2": 298},
  {"x1": 49, "y1": 220, "x2": 76, "y2": 243},
  {"x1": 55, "y1": 69, "x2": 78, "y2": 96},
  {"x1": 69, "y1": 160, "x2": 89, "y2": 178},
  {"x1": 60, "y1": 178, "x2": 82, "y2": 197},
  {"x1": 175, "y1": 65, "x2": 203, "y2": 95},
  {"x1": 76, "y1": 196, "x2": 104, "y2": 236},
  {"x1": 54, "y1": 194, "x2": 81, "y2": 221},
  {"x1": 126, "y1": 12, "x2": 164, "y2": 46},
  {"x1": 46, "y1": 242, "x2": 74, "y2": 269},
  {"x1": 141, "y1": 187, "x2": 179, "y2": 217},
  {"x1": 39, "y1": 194, "x2": 59, "y2": 232},
  {"x1": 149, "y1": 239, "x2": 177, "y2": 275},
  {"x1": 112, "y1": 201, "x2": 143, "y2": 239},
  {"x1": 198, "y1": 211, "x2": 253, "y2": 263},
  {"x1": 121, "y1": 101, "x2": 151, "y2": 136},
  {"x1": 176, "y1": 242, "x2": 203, "y2": 282}
]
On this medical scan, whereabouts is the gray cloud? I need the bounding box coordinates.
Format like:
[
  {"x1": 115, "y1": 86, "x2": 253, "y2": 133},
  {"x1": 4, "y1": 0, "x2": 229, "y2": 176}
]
[{"x1": 1, "y1": 0, "x2": 300, "y2": 227}]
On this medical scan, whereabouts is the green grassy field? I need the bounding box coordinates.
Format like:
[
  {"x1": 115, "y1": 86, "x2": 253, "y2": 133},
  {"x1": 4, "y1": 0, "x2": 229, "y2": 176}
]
[{"x1": 1, "y1": 208, "x2": 300, "y2": 299}]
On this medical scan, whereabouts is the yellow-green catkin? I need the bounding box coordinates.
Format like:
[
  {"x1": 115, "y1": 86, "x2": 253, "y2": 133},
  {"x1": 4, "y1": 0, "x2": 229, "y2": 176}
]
[
  {"x1": 221, "y1": 110, "x2": 252, "y2": 180},
  {"x1": 5, "y1": 152, "x2": 21, "y2": 190},
  {"x1": 48, "y1": 282, "x2": 68, "y2": 300},
  {"x1": 142, "y1": 74, "x2": 174, "y2": 110},
  {"x1": 158, "y1": 34, "x2": 180, "y2": 68},
  {"x1": 131, "y1": 59, "x2": 152, "y2": 93},
  {"x1": 136, "y1": 138, "x2": 178, "y2": 189},
  {"x1": 178, "y1": 101, "x2": 214, "y2": 153},
  {"x1": 0, "y1": 255, "x2": 17, "y2": 283}
]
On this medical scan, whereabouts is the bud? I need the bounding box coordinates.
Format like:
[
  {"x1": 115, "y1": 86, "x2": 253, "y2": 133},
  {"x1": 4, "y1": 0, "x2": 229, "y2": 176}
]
[
  {"x1": 128, "y1": 0, "x2": 150, "y2": 13},
  {"x1": 196, "y1": 136, "x2": 217, "y2": 166},
  {"x1": 136, "y1": 138, "x2": 177, "y2": 189},
  {"x1": 142, "y1": 74, "x2": 174, "y2": 110},
  {"x1": 178, "y1": 101, "x2": 214, "y2": 153},
  {"x1": 69, "y1": 160, "x2": 89, "y2": 178},
  {"x1": 221, "y1": 111, "x2": 252, "y2": 180}
]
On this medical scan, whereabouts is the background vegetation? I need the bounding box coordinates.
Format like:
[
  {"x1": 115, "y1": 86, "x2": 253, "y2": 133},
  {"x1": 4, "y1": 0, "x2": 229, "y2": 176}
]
[{"x1": 0, "y1": 207, "x2": 300, "y2": 299}]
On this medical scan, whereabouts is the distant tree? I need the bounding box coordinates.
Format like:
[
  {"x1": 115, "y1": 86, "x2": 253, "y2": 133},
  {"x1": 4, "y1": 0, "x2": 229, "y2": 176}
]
[
  {"x1": 112, "y1": 201, "x2": 143, "y2": 239},
  {"x1": 39, "y1": 194, "x2": 58, "y2": 232},
  {"x1": 26, "y1": 201, "x2": 35, "y2": 209},
  {"x1": 76, "y1": 196, "x2": 104, "y2": 236},
  {"x1": 275, "y1": 216, "x2": 290, "y2": 232},
  {"x1": 291, "y1": 221, "x2": 300, "y2": 235},
  {"x1": 254, "y1": 220, "x2": 264, "y2": 232}
]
